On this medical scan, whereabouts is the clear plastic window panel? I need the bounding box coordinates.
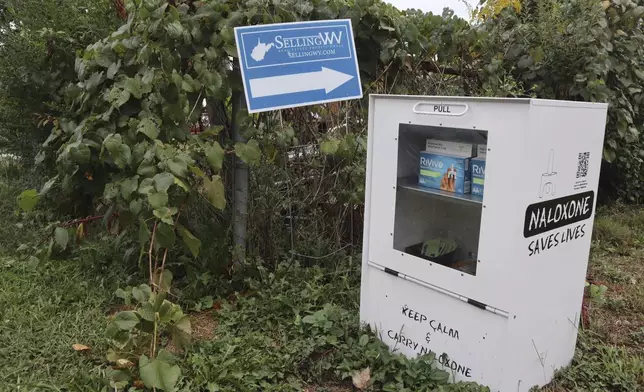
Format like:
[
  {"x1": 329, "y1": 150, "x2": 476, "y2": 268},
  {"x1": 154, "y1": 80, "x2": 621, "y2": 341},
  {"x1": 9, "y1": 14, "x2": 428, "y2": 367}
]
[{"x1": 393, "y1": 124, "x2": 488, "y2": 276}]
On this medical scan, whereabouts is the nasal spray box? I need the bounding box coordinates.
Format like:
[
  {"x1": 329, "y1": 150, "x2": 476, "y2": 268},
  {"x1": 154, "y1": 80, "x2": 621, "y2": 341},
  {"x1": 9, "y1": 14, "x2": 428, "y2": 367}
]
[
  {"x1": 419, "y1": 140, "x2": 473, "y2": 194},
  {"x1": 471, "y1": 145, "x2": 486, "y2": 197}
]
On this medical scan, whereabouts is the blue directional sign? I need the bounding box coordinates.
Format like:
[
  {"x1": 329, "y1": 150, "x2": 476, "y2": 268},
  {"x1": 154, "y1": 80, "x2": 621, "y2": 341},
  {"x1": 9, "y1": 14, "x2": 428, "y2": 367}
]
[{"x1": 234, "y1": 20, "x2": 363, "y2": 113}]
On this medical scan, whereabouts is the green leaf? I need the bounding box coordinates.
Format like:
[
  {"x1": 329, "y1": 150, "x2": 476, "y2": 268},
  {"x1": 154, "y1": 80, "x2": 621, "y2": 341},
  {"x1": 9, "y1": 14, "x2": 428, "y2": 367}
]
[
  {"x1": 104, "y1": 182, "x2": 119, "y2": 200},
  {"x1": 154, "y1": 173, "x2": 175, "y2": 192},
  {"x1": 139, "y1": 222, "x2": 151, "y2": 244},
  {"x1": 104, "y1": 134, "x2": 131, "y2": 168},
  {"x1": 70, "y1": 143, "x2": 91, "y2": 164},
  {"x1": 189, "y1": 165, "x2": 205, "y2": 178},
  {"x1": 132, "y1": 284, "x2": 152, "y2": 303},
  {"x1": 138, "y1": 178, "x2": 154, "y2": 195},
  {"x1": 178, "y1": 225, "x2": 201, "y2": 257},
  {"x1": 634, "y1": 6, "x2": 644, "y2": 18},
  {"x1": 635, "y1": 69, "x2": 644, "y2": 81},
  {"x1": 204, "y1": 71, "x2": 223, "y2": 96},
  {"x1": 85, "y1": 71, "x2": 103, "y2": 91},
  {"x1": 138, "y1": 302, "x2": 156, "y2": 322},
  {"x1": 174, "y1": 176, "x2": 190, "y2": 192},
  {"x1": 320, "y1": 139, "x2": 340, "y2": 155},
  {"x1": 359, "y1": 334, "x2": 369, "y2": 346},
  {"x1": 106, "y1": 368, "x2": 131, "y2": 389},
  {"x1": 153, "y1": 207, "x2": 178, "y2": 225},
  {"x1": 142, "y1": 68, "x2": 155, "y2": 85},
  {"x1": 152, "y1": 2, "x2": 168, "y2": 18},
  {"x1": 139, "y1": 355, "x2": 181, "y2": 391},
  {"x1": 224, "y1": 45, "x2": 238, "y2": 58},
  {"x1": 113, "y1": 311, "x2": 139, "y2": 331},
  {"x1": 54, "y1": 227, "x2": 69, "y2": 250},
  {"x1": 167, "y1": 158, "x2": 188, "y2": 178},
  {"x1": 158, "y1": 270, "x2": 173, "y2": 293},
  {"x1": 107, "y1": 60, "x2": 121, "y2": 79},
  {"x1": 171, "y1": 316, "x2": 192, "y2": 350},
  {"x1": 115, "y1": 288, "x2": 128, "y2": 300},
  {"x1": 603, "y1": 147, "x2": 617, "y2": 163},
  {"x1": 138, "y1": 117, "x2": 160, "y2": 140},
  {"x1": 130, "y1": 199, "x2": 143, "y2": 215},
  {"x1": 205, "y1": 142, "x2": 225, "y2": 171},
  {"x1": 121, "y1": 176, "x2": 139, "y2": 200},
  {"x1": 181, "y1": 74, "x2": 195, "y2": 92},
  {"x1": 234, "y1": 140, "x2": 261, "y2": 166},
  {"x1": 113, "y1": 89, "x2": 131, "y2": 107},
  {"x1": 39, "y1": 176, "x2": 58, "y2": 196},
  {"x1": 137, "y1": 158, "x2": 157, "y2": 177},
  {"x1": 157, "y1": 349, "x2": 178, "y2": 365},
  {"x1": 148, "y1": 191, "x2": 168, "y2": 209},
  {"x1": 17, "y1": 189, "x2": 40, "y2": 212},
  {"x1": 166, "y1": 21, "x2": 185, "y2": 39},
  {"x1": 103, "y1": 133, "x2": 122, "y2": 153},
  {"x1": 113, "y1": 144, "x2": 131, "y2": 168},
  {"x1": 199, "y1": 125, "x2": 223, "y2": 138},
  {"x1": 156, "y1": 223, "x2": 176, "y2": 248},
  {"x1": 379, "y1": 19, "x2": 395, "y2": 31},
  {"x1": 124, "y1": 77, "x2": 143, "y2": 99},
  {"x1": 203, "y1": 175, "x2": 226, "y2": 210}
]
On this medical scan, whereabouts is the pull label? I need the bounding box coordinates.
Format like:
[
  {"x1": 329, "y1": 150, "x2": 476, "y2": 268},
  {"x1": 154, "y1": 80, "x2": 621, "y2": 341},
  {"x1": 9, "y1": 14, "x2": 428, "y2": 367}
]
[{"x1": 413, "y1": 102, "x2": 468, "y2": 116}]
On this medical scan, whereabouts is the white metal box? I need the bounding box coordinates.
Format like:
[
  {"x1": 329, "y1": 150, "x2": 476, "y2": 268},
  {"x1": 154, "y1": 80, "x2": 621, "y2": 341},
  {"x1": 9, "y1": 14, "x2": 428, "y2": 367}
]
[{"x1": 360, "y1": 95, "x2": 608, "y2": 391}]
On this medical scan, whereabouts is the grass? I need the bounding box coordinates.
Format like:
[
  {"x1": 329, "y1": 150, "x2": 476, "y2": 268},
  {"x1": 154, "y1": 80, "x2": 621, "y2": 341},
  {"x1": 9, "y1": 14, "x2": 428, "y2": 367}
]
[
  {"x1": 542, "y1": 206, "x2": 644, "y2": 392},
  {"x1": 0, "y1": 257, "x2": 130, "y2": 391},
  {"x1": 0, "y1": 165, "x2": 642, "y2": 391}
]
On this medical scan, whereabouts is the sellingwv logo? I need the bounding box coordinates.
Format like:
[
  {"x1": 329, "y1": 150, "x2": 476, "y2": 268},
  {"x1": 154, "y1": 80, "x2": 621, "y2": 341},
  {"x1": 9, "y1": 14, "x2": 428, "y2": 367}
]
[
  {"x1": 249, "y1": 29, "x2": 346, "y2": 63},
  {"x1": 274, "y1": 31, "x2": 343, "y2": 50}
]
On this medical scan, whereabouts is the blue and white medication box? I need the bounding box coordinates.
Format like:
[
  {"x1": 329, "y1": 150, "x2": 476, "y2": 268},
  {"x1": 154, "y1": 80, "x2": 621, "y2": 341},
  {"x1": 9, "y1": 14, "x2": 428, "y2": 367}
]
[
  {"x1": 419, "y1": 152, "x2": 471, "y2": 194},
  {"x1": 471, "y1": 144, "x2": 487, "y2": 197}
]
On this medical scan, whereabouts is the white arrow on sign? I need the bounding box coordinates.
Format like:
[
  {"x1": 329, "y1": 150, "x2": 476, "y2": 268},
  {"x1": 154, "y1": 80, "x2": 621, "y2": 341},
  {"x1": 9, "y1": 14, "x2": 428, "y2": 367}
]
[{"x1": 249, "y1": 67, "x2": 354, "y2": 98}]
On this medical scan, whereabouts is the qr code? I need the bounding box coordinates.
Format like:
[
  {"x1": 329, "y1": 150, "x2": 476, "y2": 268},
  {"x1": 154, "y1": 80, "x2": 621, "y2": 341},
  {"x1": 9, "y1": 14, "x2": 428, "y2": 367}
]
[{"x1": 577, "y1": 152, "x2": 590, "y2": 178}]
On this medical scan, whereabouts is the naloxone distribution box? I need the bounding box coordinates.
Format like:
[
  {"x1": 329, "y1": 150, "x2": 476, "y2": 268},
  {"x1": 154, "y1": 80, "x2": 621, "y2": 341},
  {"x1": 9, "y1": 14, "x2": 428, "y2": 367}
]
[{"x1": 361, "y1": 96, "x2": 608, "y2": 392}]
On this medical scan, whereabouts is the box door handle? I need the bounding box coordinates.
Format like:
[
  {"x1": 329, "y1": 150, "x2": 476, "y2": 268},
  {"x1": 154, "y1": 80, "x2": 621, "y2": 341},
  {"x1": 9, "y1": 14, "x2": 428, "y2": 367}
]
[{"x1": 413, "y1": 102, "x2": 469, "y2": 116}]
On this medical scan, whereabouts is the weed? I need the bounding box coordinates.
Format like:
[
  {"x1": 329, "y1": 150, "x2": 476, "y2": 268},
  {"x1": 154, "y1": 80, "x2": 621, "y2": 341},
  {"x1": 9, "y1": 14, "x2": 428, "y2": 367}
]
[
  {"x1": 629, "y1": 327, "x2": 644, "y2": 345},
  {"x1": 106, "y1": 277, "x2": 190, "y2": 390},
  {"x1": 548, "y1": 333, "x2": 644, "y2": 391},
  {"x1": 592, "y1": 257, "x2": 632, "y2": 284},
  {"x1": 593, "y1": 216, "x2": 634, "y2": 248},
  {"x1": 0, "y1": 258, "x2": 127, "y2": 390},
  {"x1": 0, "y1": 203, "x2": 642, "y2": 391}
]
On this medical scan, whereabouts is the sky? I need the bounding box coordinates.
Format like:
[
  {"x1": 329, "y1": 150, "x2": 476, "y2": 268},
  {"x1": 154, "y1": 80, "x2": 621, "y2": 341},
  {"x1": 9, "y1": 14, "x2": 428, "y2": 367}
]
[{"x1": 386, "y1": 0, "x2": 473, "y2": 18}]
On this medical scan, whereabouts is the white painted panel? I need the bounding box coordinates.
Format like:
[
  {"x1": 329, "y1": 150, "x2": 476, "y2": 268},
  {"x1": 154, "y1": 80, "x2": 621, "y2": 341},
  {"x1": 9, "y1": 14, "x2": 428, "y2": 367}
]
[
  {"x1": 367, "y1": 96, "x2": 531, "y2": 310},
  {"x1": 498, "y1": 101, "x2": 608, "y2": 389},
  {"x1": 362, "y1": 266, "x2": 509, "y2": 390}
]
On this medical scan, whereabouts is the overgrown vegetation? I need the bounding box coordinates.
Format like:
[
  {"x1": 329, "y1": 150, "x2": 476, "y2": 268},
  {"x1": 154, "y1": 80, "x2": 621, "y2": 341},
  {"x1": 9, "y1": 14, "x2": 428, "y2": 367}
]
[
  {"x1": 0, "y1": 0, "x2": 120, "y2": 162},
  {"x1": 1, "y1": 169, "x2": 642, "y2": 391}
]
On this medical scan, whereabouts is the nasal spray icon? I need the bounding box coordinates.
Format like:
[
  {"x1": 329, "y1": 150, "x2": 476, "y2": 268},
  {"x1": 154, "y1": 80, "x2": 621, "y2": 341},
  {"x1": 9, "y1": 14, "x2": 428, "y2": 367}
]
[{"x1": 539, "y1": 149, "x2": 557, "y2": 199}]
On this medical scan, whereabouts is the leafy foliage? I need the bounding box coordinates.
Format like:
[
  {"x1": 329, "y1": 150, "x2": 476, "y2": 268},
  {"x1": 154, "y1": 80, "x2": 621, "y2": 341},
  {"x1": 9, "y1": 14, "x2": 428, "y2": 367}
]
[
  {"x1": 109, "y1": 281, "x2": 191, "y2": 390},
  {"x1": 0, "y1": 0, "x2": 119, "y2": 161},
  {"x1": 184, "y1": 262, "x2": 490, "y2": 392},
  {"x1": 474, "y1": 0, "x2": 644, "y2": 201}
]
